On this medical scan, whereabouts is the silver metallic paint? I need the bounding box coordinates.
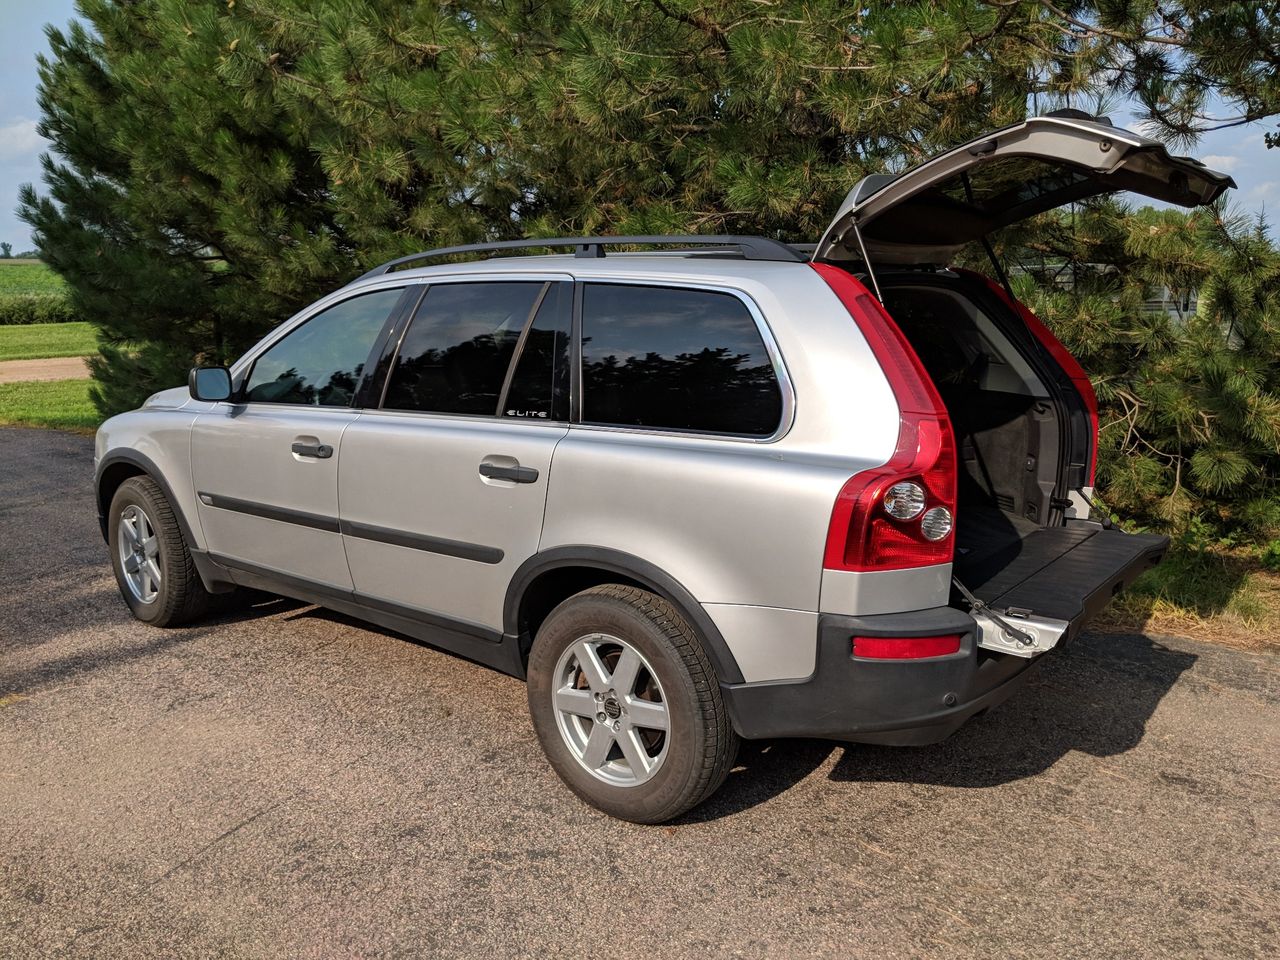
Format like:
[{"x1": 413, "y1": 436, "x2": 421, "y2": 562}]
[{"x1": 98, "y1": 257, "x2": 946, "y2": 683}]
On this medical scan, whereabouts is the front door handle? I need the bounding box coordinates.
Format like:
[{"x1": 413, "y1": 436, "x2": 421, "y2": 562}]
[
  {"x1": 292, "y1": 441, "x2": 334, "y2": 459},
  {"x1": 478, "y1": 461, "x2": 539, "y2": 483}
]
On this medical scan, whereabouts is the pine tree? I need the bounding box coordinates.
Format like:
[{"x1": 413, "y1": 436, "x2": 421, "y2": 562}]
[
  {"x1": 20, "y1": 0, "x2": 1280, "y2": 433},
  {"x1": 997, "y1": 201, "x2": 1280, "y2": 537}
]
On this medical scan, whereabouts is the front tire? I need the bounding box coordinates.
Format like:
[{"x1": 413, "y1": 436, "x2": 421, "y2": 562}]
[
  {"x1": 108, "y1": 476, "x2": 210, "y2": 627},
  {"x1": 527, "y1": 584, "x2": 739, "y2": 823}
]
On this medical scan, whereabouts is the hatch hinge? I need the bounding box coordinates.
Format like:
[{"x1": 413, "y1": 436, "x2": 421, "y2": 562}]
[{"x1": 952, "y1": 576, "x2": 1071, "y2": 658}]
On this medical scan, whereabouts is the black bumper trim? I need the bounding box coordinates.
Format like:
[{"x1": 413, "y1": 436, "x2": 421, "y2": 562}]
[{"x1": 721, "y1": 606, "x2": 1036, "y2": 746}]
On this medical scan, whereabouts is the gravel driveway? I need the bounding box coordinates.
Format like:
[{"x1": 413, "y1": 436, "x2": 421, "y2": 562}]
[{"x1": 1, "y1": 425, "x2": 1277, "y2": 959}]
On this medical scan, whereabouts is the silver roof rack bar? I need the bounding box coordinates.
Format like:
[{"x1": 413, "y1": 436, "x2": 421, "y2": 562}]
[{"x1": 355, "y1": 234, "x2": 807, "y2": 281}]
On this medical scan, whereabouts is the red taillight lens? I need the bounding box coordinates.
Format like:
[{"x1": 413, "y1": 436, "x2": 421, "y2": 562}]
[
  {"x1": 852, "y1": 634, "x2": 962, "y2": 659},
  {"x1": 955, "y1": 269, "x2": 1099, "y2": 485},
  {"x1": 811, "y1": 263, "x2": 957, "y2": 572}
]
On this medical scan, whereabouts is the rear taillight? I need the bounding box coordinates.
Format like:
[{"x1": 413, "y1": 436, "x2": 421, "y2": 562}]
[
  {"x1": 852, "y1": 634, "x2": 962, "y2": 659},
  {"x1": 811, "y1": 263, "x2": 958, "y2": 572},
  {"x1": 957, "y1": 270, "x2": 1100, "y2": 485}
]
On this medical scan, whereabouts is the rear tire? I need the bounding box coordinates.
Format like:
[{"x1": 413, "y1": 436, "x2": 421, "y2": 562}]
[
  {"x1": 526, "y1": 584, "x2": 738, "y2": 823},
  {"x1": 108, "y1": 476, "x2": 210, "y2": 627}
]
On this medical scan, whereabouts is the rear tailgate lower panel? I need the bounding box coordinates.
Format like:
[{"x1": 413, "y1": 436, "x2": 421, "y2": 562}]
[{"x1": 957, "y1": 522, "x2": 1168, "y2": 627}]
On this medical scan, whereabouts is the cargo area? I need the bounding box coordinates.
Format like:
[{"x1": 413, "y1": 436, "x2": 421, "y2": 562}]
[{"x1": 880, "y1": 273, "x2": 1168, "y2": 625}]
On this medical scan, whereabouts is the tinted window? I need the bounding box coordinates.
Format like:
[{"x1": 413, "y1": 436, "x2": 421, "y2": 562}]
[
  {"x1": 383, "y1": 282, "x2": 544, "y2": 415},
  {"x1": 503, "y1": 283, "x2": 571, "y2": 421},
  {"x1": 244, "y1": 288, "x2": 403, "y2": 406},
  {"x1": 581, "y1": 284, "x2": 783, "y2": 435}
]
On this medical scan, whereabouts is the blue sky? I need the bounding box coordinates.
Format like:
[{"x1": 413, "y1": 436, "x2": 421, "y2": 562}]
[{"x1": 1, "y1": 2, "x2": 1277, "y2": 252}]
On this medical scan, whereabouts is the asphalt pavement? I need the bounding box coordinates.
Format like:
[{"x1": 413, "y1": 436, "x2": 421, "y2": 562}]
[{"x1": 1, "y1": 425, "x2": 1278, "y2": 959}]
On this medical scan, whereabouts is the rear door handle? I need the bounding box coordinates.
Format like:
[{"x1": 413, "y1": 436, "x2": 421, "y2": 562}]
[
  {"x1": 292, "y1": 441, "x2": 334, "y2": 459},
  {"x1": 478, "y1": 461, "x2": 539, "y2": 484}
]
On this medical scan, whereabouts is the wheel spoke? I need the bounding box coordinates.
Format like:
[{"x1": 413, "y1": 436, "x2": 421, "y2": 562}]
[
  {"x1": 610, "y1": 647, "x2": 642, "y2": 695},
  {"x1": 555, "y1": 686, "x2": 596, "y2": 718},
  {"x1": 121, "y1": 516, "x2": 140, "y2": 548},
  {"x1": 571, "y1": 639, "x2": 611, "y2": 693},
  {"x1": 625, "y1": 696, "x2": 669, "y2": 732},
  {"x1": 581, "y1": 722, "x2": 614, "y2": 769},
  {"x1": 616, "y1": 727, "x2": 654, "y2": 777},
  {"x1": 140, "y1": 535, "x2": 158, "y2": 558},
  {"x1": 143, "y1": 558, "x2": 162, "y2": 591}
]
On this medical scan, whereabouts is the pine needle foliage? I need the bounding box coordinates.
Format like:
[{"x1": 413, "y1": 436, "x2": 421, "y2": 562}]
[{"x1": 997, "y1": 200, "x2": 1280, "y2": 538}]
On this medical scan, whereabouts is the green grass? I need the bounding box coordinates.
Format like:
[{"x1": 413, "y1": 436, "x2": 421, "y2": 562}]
[
  {"x1": 1097, "y1": 544, "x2": 1280, "y2": 650},
  {"x1": 0, "y1": 322, "x2": 95, "y2": 361},
  {"x1": 0, "y1": 261, "x2": 66, "y2": 295},
  {"x1": 0, "y1": 378, "x2": 99, "y2": 431}
]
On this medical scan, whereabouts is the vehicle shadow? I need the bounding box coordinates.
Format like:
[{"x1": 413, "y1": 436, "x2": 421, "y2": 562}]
[
  {"x1": 683, "y1": 631, "x2": 1196, "y2": 821},
  {"x1": 0, "y1": 590, "x2": 307, "y2": 695}
]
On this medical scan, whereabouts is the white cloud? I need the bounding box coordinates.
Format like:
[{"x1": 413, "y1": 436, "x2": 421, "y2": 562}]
[
  {"x1": 0, "y1": 118, "x2": 46, "y2": 160},
  {"x1": 1246, "y1": 180, "x2": 1280, "y2": 204},
  {"x1": 1200, "y1": 154, "x2": 1240, "y2": 172}
]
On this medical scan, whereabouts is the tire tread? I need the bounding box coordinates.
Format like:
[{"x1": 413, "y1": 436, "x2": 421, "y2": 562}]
[
  {"x1": 532, "y1": 583, "x2": 738, "y2": 822},
  {"x1": 112, "y1": 476, "x2": 210, "y2": 627}
]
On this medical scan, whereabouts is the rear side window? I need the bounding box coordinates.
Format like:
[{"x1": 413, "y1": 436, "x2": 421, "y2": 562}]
[
  {"x1": 244, "y1": 287, "x2": 404, "y2": 407},
  {"x1": 580, "y1": 284, "x2": 783, "y2": 436},
  {"x1": 503, "y1": 282, "x2": 571, "y2": 421},
  {"x1": 382, "y1": 282, "x2": 544, "y2": 415}
]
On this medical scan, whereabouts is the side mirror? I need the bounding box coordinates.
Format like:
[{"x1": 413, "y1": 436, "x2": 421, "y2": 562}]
[{"x1": 188, "y1": 366, "x2": 233, "y2": 402}]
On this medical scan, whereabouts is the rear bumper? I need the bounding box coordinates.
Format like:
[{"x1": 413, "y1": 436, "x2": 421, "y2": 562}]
[{"x1": 721, "y1": 606, "x2": 1036, "y2": 746}]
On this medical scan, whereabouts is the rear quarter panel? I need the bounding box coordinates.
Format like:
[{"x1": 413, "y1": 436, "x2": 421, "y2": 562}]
[{"x1": 540, "y1": 267, "x2": 902, "y2": 681}]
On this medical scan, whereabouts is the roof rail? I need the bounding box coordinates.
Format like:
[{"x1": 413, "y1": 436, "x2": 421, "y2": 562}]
[{"x1": 355, "y1": 234, "x2": 806, "y2": 281}]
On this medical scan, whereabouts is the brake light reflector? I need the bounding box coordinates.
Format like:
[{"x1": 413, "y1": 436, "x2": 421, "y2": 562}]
[
  {"x1": 812, "y1": 263, "x2": 958, "y2": 572},
  {"x1": 852, "y1": 634, "x2": 962, "y2": 659}
]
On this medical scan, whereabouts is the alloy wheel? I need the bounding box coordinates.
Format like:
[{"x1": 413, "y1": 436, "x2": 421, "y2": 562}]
[
  {"x1": 552, "y1": 633, "x2": 670, "y2": 786},
  {"x1": 118, "y1": 504, "x2": 161, "y2": 604}
]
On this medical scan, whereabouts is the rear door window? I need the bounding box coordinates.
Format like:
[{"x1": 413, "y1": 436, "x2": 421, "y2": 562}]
[
  {"x1": 579, "y1": 284, "x2": 783, "y2": 436},
  {"x1": 502, "y1": 282, "x2": 572, "y2": 421},
  {"x1": 382, "y1": 281, "x2": 545, "y2": 415}
]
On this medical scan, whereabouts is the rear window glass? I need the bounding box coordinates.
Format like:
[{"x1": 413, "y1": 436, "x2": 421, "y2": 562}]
[
  {"x1": 936, "y1": 156, "x2": 1095, "y2": 211},
  {"x1": 382, "y1": 281, "x2": 544, "y2": 416},
  {"x1": 580, "y1": 284, "x2": 783, "y2": 436}
]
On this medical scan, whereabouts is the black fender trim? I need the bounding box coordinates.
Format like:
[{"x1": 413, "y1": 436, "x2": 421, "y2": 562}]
[
  {"x1": 503, "y1": 546, "x2": 746, "y2": 685},
  {"x1": 95, "y1": 449, "x2": 200, "y2": 548}
]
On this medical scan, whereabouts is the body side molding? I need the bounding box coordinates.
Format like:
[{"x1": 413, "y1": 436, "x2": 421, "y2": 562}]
[
  {"x1": 196, "y1": 493, "x2": 505, "y2": 563},
  {"x1": 198, "y1": 492, "x2": 341, "y2": 533}
]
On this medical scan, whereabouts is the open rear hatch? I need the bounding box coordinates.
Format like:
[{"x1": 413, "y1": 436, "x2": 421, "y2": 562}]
[
  {"x1": 814, "y1": 111, "x2": 1235, "y2": 267},
  {"x1": 813, "y1": 112, "x2": 1227, "y2": 655}
]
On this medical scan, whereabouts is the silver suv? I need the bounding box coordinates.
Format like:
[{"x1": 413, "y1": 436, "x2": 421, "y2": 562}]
[{"x1": 96, "y1": 115, "x2": 1232, "y2": 822}]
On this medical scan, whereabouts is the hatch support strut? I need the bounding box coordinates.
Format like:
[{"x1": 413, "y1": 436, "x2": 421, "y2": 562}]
[
  {"x1": 959, "y1": 171, "x2": 1016, "y2": 300},
  {"x1": 847, "y1": 218, "x2": 885, "y2": 303}
]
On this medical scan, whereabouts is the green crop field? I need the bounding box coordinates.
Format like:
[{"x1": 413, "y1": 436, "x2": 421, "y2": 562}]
[{"x1": 0, "y1": 261, "x2": 67, "y2": 295}]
